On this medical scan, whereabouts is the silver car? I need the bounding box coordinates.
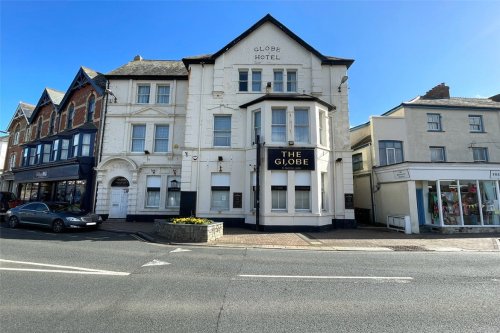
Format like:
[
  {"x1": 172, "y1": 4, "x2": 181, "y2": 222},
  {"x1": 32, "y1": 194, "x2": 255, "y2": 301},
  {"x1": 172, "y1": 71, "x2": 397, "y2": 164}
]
[{"x1": 7, "y1": 202, "x2": 102, "y2": 233}]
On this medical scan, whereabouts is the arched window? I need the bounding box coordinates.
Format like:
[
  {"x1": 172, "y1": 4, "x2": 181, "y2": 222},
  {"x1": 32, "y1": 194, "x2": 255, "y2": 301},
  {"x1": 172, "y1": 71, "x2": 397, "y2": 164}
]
[
  {"x1": 49, "y1": 112, "x2": 56, "y2": 135},
  {"x1": 87, "y1": 95, "x2": 95, "y2": 122},
  {"x1": 67, "y1": 104, "x2": 75, "y2": 129},
  {"x1": 13, "y1": 125, "x2": 20, "y2": 145},
  {"x1": 36, "y1": 118, "x2": 43, "y2": 139}
]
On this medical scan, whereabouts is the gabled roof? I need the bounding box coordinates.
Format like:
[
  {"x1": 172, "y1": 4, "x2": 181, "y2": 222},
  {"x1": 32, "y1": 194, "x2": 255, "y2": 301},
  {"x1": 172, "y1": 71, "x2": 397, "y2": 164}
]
[
  {"x1": 29, "y1": 88, "x2": 65, "y2": 123},
  {"x1": 58, "y1": 66, "x2": 106, "y2": 111},
  {"x1": 5, "y1": 102, "x2": 35, "y2": 131},
  {"x1": 106, "y1": 58, "x2": 188, "y2": 79},
  {"x1": 182, "y1": 14, "x2": 354, "y2": 69},
  {"x1": 239, "y1": 93, "x2": 335, "y2": 111}
]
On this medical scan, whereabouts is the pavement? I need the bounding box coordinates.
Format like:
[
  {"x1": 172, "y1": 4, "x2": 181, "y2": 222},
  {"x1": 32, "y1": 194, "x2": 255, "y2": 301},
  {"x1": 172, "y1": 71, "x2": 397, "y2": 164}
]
[{"x1": 99, "y1": 220, "x2": 500, "y2": 252}]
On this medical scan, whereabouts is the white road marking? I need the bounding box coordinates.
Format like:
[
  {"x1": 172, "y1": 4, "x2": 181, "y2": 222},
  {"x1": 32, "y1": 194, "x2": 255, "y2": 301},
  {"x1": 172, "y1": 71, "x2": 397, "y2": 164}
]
[
  {"x1": 239, "y1": 274, "x2": 413, "y2": 280},
  {"x1": 170, "y1": 248, "x2": 191, "y2": 253},
  {"x1": 142, "y1": 259, "x2": 170, "y2": 267},
  {"x1": 0, "y1": 259, "x2": 130, "y2": 276}
]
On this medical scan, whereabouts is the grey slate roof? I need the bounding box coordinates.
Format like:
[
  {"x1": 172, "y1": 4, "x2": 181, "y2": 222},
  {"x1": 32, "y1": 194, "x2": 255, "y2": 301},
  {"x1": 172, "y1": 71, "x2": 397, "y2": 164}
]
[
  {"x1": 404, "y1": 96, "x2": 500, "y2": 109},
  {"x1": 107, "y1": 59, "x2": 188, "y2": 77},
  {"x1": 45, "y1": 88, "x2": 65, "y2": 106},
  {"x1": 19, "y1": 102, "x2": 35, "y2": 118},
  {"x1": 82, "y1": 66, "x2": 106, "y2": 89}
]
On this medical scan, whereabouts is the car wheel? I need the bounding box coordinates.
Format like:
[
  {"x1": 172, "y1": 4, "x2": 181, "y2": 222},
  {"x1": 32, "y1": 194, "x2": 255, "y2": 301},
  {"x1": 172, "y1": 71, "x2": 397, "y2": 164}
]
[
  {"x1": 52, "y1": 219, "x2": 65, "y2": 233},
  {"x1": 9, "y1": 216, "x2": 19, "y2": 228}
]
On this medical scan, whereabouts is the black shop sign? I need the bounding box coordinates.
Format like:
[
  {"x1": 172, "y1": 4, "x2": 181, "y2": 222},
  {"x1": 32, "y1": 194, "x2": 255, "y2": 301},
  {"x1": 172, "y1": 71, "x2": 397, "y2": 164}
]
[{"x1": 267, "y1": 148, "x2": 315, "y2": 170}]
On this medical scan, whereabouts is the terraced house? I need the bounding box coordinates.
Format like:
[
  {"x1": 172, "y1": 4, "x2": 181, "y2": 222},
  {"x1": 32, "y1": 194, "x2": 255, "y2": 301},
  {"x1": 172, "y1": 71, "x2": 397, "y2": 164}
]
[{"x1": 351, "y1": 84, "x2": 500, "y2": 233}]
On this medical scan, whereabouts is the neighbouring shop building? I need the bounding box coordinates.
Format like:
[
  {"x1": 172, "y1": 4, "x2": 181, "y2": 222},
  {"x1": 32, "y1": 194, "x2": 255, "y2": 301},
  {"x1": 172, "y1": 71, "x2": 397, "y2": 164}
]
[
  {"x1": 9, "y1": 67, "x2": 105, "y2": 211},
  {"x1": 350, "y1": 84, "x2": 500, "y2": 233}
]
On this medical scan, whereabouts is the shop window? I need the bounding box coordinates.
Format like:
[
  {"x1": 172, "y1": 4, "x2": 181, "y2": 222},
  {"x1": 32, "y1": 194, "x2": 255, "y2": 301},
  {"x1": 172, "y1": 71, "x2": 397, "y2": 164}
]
[
  {"x1": 271, "y1": 108, "x2": 286, "y2": 142},
  {"x1": 213, "y1": 115, "x2": 231, "y2": 147},
  {"x1": 211, "y1": 173, "x2": 230, "y2": 211},
  {"x1": 146, "y1": 176, "x2": 161, "y2": 208},
  {"x1": 42, "y1": 144, "x2": 51, "y2": 163},
  {"x1": 440, "y1": 181, "x2": 462, "y2": 225},
  {"x1": 87, "y1": 95, "x2": 95, "y2": 122},
  {"x1": 67, "y1": 104, "x2": 75, "y2": 129},
  {"x1": 156, "y1": 85, "x2": 170, "y2": 104},
  {"x1": 271, "y1": 171, "x2": 287, "y2": 210},
  {"x1": 468, "y1": 115, "x2": 484, "y2": 132},
  {"x1": 252, "y1": 70, "x2": 261, "y2": 92},
  {"x1": 287, "y1": 70, "x2": 297, "y2": 92},
  {"x1": 273, "y1": 70, "x2": 284, "y2": 92},
  {"x1": 137, "y1": 85, "x2": 150, "y2": 104},
  {"x1": 472, "y1": 147, "x2": 488, "y2": 162},
  {"x1": 378, "y1": 140, "x2": 403, "y2": 166},
  {"x1": 430, "y1": 146, "x2": 446, "y2": 162},
  {"x1": 427, "y1": 113, "x2": 442, "y2": 131},
  {"x1": 60, "y1": 139, "x2": 70, "y2": 160},
  {"x1": 294, "y1": 108, "x2": 309, "y2": 143},
  {"x1": 154, "y1": 125, "x2": 169, "y2": 153},
  {"x1": 253, "y1": 110, "x2": 261, "y2": 143},
  {"x1": 479, "y1": 180, "x2": 500, "y2": 225},
  {"x1": 461, "y1": 180, "x2": 480, "y2": 225},
  {"x1": 295, "y1": 171, "x2": 311, "y2": 211},
  {"x1": 352, "y1": 153, "x2": 363, "y2": 171},
  {"x1": 131, "y1": 124, "x2": 146, "y2": 152},
  {"x1": 239, "y1": 70, "x2": 248, "y2": 92},
  {"x1": 166, "y1": 176, "x2": 181, "y2": 208}
]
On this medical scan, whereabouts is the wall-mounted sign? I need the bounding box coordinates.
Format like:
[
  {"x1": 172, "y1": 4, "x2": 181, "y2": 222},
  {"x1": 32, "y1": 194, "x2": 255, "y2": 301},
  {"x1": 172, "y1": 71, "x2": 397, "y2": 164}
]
[
  {"x1": 394, "y1": 170, "x2": 410, "y2": 179},
  {"x1": 254, "y1": 45, "x2": 281, "y2": 61},
  {"x1": 233, "y1": 192, "x2": 242, "y2": 208},
  {"x1": 35, "y1": 171, "x2": 48, "y2": 179},
  {"x1": 267, "y1": 148, "x2": 315, "y2": 170},
  {"x1": 491, "y1": 170, "x2": 500, "y2": 179},
  {"x1": 345, "y1": 193, "x2": 354, "y2": 209}
]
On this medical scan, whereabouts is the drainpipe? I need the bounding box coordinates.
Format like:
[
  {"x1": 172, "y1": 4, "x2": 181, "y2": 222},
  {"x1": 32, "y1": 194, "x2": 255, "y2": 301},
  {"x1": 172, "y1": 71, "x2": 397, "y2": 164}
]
[{"x1": 195, "y1": 63, "x2": 205, "y2": 216}]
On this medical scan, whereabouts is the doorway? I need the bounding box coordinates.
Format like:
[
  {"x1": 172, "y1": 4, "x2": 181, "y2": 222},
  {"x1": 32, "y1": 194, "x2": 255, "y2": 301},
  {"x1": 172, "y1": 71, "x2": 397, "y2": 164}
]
[{"x1": 109, "y1": 177, "x2": 130, "y2": 219}]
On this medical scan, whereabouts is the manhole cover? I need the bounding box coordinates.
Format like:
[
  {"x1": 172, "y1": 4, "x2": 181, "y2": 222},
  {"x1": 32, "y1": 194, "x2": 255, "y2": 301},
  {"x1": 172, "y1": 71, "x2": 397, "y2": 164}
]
[{"x1": 387, "y1": 245, "x2": 431, "y2": 252}]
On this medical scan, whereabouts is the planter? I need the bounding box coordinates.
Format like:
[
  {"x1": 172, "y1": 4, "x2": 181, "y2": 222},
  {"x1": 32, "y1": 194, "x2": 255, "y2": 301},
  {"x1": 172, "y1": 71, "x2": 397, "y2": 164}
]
[{"x1": 154, "y1": 219, "x2": 223, "y2": 242}]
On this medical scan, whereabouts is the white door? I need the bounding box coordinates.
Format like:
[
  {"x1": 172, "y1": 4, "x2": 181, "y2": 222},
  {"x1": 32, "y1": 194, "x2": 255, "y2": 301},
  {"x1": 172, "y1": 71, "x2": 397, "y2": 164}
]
[{"x1": 109, "y1": 187, "x2": 128, "y2": 219}]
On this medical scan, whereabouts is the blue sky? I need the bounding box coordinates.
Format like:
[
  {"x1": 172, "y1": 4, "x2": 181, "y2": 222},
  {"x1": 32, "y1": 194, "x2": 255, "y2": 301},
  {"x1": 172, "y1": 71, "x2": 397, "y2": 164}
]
[{"x1": 1, "y1": 0, "x2": 499, "y2": 132}]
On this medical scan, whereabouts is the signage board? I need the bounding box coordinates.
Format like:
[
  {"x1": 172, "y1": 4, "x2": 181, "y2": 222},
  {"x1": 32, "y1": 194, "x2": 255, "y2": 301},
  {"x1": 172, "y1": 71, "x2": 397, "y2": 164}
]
[
  {"x1": 267, "y1": 148, "x2": 315, "y2": 170},
  {"x1": 233, "y1": 192, "x2": 242, "y2": 208},
  {"x1": 345, "y1": 193, "x2": 354, "y2": 209},
  {"x1": 491, "y1": 170, "x2": 500, "y2": 179}
]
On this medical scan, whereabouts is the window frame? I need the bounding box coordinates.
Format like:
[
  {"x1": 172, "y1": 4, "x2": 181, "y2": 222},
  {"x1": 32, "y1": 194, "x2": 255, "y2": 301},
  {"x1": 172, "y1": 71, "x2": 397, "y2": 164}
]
[
  {"x1": 213, "y1": 115, "x2": 231, "y2": 147},
  {"x1": 137, "y1": 84, "x2": 151, "y2": 104},
  {"x1": 154, "y1": 124, "x2": 169, "y2": 153},
  {"x1": 430, "y1": 146, "x2": 446, "y2": 162},
  {"x1": 156, "y1": 85, "x2": 170, "y2": 104},
  {"x1": 238, "y1": 70, "x2": 249, "y2": 92},
  {"x1": 49, "y1": 112, "x2": 56, "y2": 135},
  {"x1": 427, "y1": 113, "x2": 442, "y2": 131},
  {"x1": 468, "y1": 115, "x2": 484, "y2": 132},
  {"x1": 67, "y1": 104, "x2": 75, "y2": 129},
  {"x1": 13, "y1": 125, "x2": 20, "y2": 145},
  {"x1": 378, "y1": 140, "x2": 404, "y2": 166},
  {"x1": 271, "y1": 108, "x2": 287, "y2": 142},
  {"x1": 253, "y1": 110, "x2": 261, "y2": 143},
  {"x1": 251, "y1": 69, "x2": 262, "y2": 92},
  {"x1": 287, "y1": 70, "x2": 297, "y2": 92},
  {"x1": 145, "y1": 175, "x2": 161, "y2": 208},
  {"x1": 166, "y1": 176, "x2": 181, "y2": 208},
  {"x1": 36, "y1": 118, "x2": 43, "y2": 139},
  {"x1": 87, "y1": 95, "x2": 96, "y2": 122},
  {"x1": 273, "y1": 70, "x2": 284, "y2": 92},
  {"x1": 472, "y1": 147, "x2": 488, "y2": 162},
  {"x1": 294, "y1": 108, "x2": 309, "y2": 143},
  {"x1": 352, "y1": 153, "x2": 363, "y2": 171},
  {"x1": 131, "y1": 124, "x2": 146, "y2": 152}
]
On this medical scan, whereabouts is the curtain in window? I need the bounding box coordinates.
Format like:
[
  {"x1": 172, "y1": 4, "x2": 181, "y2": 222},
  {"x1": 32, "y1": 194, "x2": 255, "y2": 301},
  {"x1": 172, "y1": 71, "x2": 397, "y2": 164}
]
[
  {"x1": 273, "y1": 71, "x2": 283, "y2": 92},
  {"x1": 214, "y1": 116, "x2": 231, "y2": 146},
  {"x1": 287, "y1": 71, "x2": 297, "y2": 92},
  {"x1": 81, "y1": 134, "x2": 91, "y2": 156},
  {"x1": 155, "y1": 125, "x2": 169, "y2": 152},
  {"x1": 157, "y1": 86, "x2": 170, "y2": 104},
  {"x1": 137, "y1": 85, "x2": 150, "y2": 103},
  {"x1": 252, "y1": 70, "x2": 261, "y2": 91},
  {"x1": 132, "y1": 125, "x2": 146, "y2": 152},
  {"x1": 294, "y1": 109, "x2": 309, "y2": 143},
  {"x1": 272, "y1": 109, "x2": 286, "y2": 142},
  {"x1": 146, "y1": 176, "x2": 161, "y2": 207}
]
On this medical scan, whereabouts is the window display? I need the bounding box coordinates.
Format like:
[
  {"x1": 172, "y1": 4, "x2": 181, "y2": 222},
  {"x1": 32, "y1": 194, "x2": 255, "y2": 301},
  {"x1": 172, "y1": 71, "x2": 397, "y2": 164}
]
[
  {"x1": 440, "y1": 181, "x2": 461, "y2": 225},
  {"x1": 480, "y1": 181, "x2": 500, "y2": 225},
  {"x1": 461, "y1": 180, "x2": 480, "y2": 225}
]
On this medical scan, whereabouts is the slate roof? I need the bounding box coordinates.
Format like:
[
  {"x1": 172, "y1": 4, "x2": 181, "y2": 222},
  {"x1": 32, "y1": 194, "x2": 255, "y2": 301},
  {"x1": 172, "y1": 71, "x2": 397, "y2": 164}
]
[
  {"x1": 107, "y1": 59, "x2": 188, "y2": 78},
  {"x1": 351, "y1": 135, "x2": 372, "y2": 150},
  {"x1": 239, "y1": 93, "x2": 335, "y2": 111},
  {"x1": 82, "y1": 66, "x2": 106, "y2": 89},
  {"x1": 404, "y1": 96, "x2": 500, "y2": 109},
  {"x1": 19, "y1": 102, "x2": 35, "y2": 119},
  {"x1": 182, "y1": 14, "x2": 354, "y2": 69},
  {"x1": 45, "y1": 88, "x2": 65, "y2": 106}
]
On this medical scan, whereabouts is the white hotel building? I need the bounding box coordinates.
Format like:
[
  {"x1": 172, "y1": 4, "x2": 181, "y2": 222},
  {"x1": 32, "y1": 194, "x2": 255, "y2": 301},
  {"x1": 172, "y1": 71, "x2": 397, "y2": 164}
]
[{"x1": 96, "y1": 14, "x2": 355, "y2": 229}]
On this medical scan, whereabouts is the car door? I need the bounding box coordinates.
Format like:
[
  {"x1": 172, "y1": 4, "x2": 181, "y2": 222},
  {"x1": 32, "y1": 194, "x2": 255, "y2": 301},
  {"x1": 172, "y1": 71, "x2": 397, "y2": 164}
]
[
  {"x1": 32, "y1": 203, "x2": 53, "y2": 226},
  {"x1": 18, "y1": 203, "x2": 39, "y2": 224}
]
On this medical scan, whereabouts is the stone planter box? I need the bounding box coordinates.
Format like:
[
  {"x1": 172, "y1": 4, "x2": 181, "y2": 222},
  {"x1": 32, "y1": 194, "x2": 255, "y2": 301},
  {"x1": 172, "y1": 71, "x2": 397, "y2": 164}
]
[{"x1": 154, "y1": 219, "x2": 223, "y2": 242}]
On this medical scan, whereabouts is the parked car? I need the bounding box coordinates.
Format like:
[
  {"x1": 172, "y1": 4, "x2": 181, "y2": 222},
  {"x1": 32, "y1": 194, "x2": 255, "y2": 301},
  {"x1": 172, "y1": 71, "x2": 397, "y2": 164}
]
[
  {"x1": 6, "y1": 202, "x2": 102, "y2": 233},
  {"x1": 0, "y1": 191, "x2": 23, "y2": 221}
]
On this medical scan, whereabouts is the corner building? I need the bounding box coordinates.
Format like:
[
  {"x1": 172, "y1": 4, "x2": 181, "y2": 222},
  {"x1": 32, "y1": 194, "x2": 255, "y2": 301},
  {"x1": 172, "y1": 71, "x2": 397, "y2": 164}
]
[{"x1": 180, "y1": 15, "x2": 355, "y2": 229}]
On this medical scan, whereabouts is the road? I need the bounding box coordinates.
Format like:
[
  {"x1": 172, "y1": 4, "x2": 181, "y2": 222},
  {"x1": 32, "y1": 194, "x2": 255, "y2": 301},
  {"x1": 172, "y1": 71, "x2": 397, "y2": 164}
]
[{"x1": 1, "y1": 226, "x2": 499, "y2": 333}]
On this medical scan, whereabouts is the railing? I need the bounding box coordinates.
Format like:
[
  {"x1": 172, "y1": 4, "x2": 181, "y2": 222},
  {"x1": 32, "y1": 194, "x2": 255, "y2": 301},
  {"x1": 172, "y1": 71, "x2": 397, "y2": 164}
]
[{"x1": 387, "y1": 215, "x2": 411, "y2": 234}]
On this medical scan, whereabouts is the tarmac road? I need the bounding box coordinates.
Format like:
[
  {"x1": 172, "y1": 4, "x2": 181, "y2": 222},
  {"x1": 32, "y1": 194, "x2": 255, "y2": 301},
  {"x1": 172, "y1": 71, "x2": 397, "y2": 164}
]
[{"x1": 1, "y1": 227, "x2": 499, "y2": 332}]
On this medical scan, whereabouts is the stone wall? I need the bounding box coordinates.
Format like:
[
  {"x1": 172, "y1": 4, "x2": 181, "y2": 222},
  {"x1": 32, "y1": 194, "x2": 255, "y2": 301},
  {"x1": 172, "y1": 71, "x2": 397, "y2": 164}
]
[{"x1": 155, "y1": 220, "x2": 223, "y2": 242}]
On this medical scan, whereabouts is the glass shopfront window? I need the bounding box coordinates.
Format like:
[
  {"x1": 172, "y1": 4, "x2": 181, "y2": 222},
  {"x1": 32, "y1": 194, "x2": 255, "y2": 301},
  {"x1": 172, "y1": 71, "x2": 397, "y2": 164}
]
[
  {"x1": 427, "y1": 179, "x2": 500, "y2": 227},
  {"x1": 480, "y1": 181, "x2": 500, "y2": 225}
]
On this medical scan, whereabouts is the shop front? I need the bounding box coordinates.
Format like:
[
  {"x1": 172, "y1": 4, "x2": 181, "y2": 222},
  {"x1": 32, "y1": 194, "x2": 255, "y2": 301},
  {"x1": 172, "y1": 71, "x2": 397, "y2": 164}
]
[{"x1": 12, "y1": 157, "x2": 94, "y2": 211}]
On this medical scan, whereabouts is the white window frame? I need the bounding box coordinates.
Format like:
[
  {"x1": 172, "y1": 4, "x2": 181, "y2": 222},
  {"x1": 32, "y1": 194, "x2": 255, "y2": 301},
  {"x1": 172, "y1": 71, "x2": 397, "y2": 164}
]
[
  {"x1": 251, "y1": 69, "x2": 261, "y2": 92},
  {"x1": 273, "y1": 70, "x2": 284, "y2": 92},
  {"x1": 154, "y1": 124, "x2": 169, "y2": 153},
  {"x1": 472, "y1": 147, "x2": 488, "y2": 162},
  {"x1": 131, "y1": 124, "x2": 146, "y2": 152},
  {"x1": 294, "y1": 108, "x2": 309, "y2": 143},
  {"x1": 319, "y1": 111, "x2": 326, "y2": 146},
  {"x1": 146, "y1": 175, "x2": 161, "y2": 208},
  {"x1": 213, "y1": 115, "x2": 231, "y2": 147},
  {"x1": 72, "y1": 134, "x2": 80, "y2": 157},
  {"x1": 166, "y1": 176, "x2": 181, "y2": 208},
  {"x1": 42, "y1": 143, "x2": 51, "y2": 163},
  {"x1": 60, "y1": 139, "x2": 69, "y2": 160},
  {"x1": 253, "y1": 110, "x2": 261, "y2": 143},
  {"x1": 238, "y1": 70, "x2": 248, "y2": 92},
  {"x1": 352, "y1": 153, "x2": 363, "y2": 171},
  {"x1": 295, "y1": 171, "x2": 311, "y2": 211},
  {"x1": 156, "y1": 85, "x2": 170, "y2": 104},
  {"x1": 271, "y1": 108, "x2": 286, "y2": 142},
  {"x1": 430, "y1": 146, "x2": 446, "y2": 162},
  {"x1": 427, "y1": 113, "x2": 442, "y2": 131},
  {"x1": 211, "y1": 173, "x2": 230, "y2": 211},
  {"x1": 81, "y1": 133, "x2": 92, "y2": 156},
  {"x1": 9, "y1": 154, "x2": 16, "y2": 170},
  {"x1": 287, "y1": 70, "x2": 297, "y2": 92},
  {"x1": 137, "y1": 84, "x2": 150, "y2": 104},
  {"x1": 469, "y1": 115, "x2": 484, "y2": 132},
  {"x1": 271, "y1": 171, "x2": 287, "y2": 211}
]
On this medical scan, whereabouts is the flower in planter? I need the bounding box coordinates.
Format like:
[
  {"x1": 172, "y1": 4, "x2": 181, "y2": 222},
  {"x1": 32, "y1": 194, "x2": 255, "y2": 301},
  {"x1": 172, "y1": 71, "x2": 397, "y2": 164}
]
[{"x1": 171, "y1": 217, "x2": 213, "y2": 225}]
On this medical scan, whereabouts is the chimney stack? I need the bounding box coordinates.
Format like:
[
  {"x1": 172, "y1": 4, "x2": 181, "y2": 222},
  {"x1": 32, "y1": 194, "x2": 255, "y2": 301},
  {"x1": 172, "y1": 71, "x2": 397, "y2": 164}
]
[{"x1": 423, "y1": 83, "x2": 450, "y2": 99}]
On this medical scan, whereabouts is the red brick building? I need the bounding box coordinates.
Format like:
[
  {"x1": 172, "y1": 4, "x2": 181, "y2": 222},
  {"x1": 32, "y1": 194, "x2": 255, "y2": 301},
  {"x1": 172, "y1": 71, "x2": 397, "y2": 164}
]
[{"x1": 10, "y1": 67, "x2": 106, "y2": 211}]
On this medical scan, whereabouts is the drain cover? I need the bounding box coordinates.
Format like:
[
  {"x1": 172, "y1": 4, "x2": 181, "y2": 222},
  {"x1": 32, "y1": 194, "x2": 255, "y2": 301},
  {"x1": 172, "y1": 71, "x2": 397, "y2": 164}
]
[{"x1": 388, "y1": 245, "x2": 431, "y2": 251}]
